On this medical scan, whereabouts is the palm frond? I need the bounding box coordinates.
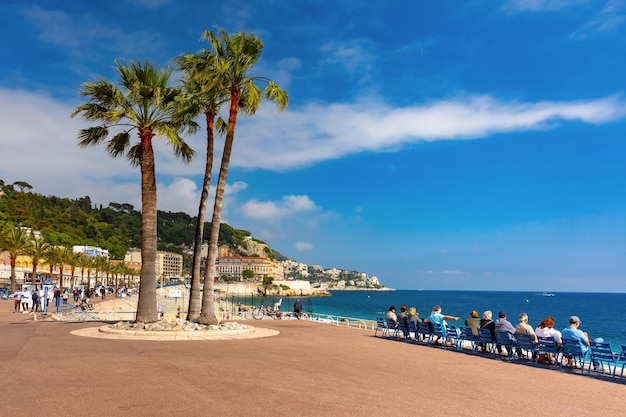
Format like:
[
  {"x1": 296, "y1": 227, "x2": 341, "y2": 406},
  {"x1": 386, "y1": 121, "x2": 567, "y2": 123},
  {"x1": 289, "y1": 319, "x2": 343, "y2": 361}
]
[
  {"x1": 77, "y1": 126, "x2": 109, "y2": 148},
  {"x1": 106, "y1": 131, "x2": 132, "y2": 158},
  {"x1": 264, "y1": 81, "x2": 289, "y2": 111}
]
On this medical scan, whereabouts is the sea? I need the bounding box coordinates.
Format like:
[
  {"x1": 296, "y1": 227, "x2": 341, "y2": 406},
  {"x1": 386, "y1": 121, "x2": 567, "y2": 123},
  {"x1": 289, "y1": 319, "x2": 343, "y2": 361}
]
[{"x1": 258, "y1": 290, "x2": 626, "y2": 348}]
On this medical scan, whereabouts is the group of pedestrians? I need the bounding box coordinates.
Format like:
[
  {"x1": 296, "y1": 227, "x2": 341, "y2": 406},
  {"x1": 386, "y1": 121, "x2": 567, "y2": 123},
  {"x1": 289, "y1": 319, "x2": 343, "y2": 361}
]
[
  {"x1": 386, "y1": 303, "x2": 591, "y2": 364},
  {"x1": 12, "y1": 287, "x2": 43, "y2": 313}
]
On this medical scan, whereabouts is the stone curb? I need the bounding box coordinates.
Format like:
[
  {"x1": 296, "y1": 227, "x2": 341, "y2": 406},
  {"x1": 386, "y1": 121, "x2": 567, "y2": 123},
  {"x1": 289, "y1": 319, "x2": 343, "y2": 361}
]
[{"x1": 70, "y1": 324, "x2": 280, "y2": 341}]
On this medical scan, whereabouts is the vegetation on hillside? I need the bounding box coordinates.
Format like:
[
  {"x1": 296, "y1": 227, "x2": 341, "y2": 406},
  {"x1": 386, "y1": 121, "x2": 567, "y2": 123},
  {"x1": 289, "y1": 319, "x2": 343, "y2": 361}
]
[{"x1": 0, "y1": 181, "x2": 272, "y2": 261}]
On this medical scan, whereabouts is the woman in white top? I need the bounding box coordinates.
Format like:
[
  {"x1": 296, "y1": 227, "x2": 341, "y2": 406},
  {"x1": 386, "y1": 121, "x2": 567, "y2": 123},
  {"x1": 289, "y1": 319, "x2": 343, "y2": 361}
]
[{"x1": 535, "y1": 316, "x2": 562, "y2": 345}]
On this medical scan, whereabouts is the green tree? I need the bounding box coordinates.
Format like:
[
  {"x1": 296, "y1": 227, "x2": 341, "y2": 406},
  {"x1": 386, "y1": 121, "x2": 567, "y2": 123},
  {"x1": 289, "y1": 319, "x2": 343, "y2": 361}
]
[
  {"x1": 0, "y1": 224, "x2": 29, "y2": 292},
  {"x1": 71, "y1": 60, "x2": 197, "y2": 323},
  {"x1": 24, "y1": 237, "x2": 50, "y2": 290},
  {"x1": 175, "y1": 47, "x2": 228, "y2": 322},
  {"x1": 198, "y1": 28, "x2": 288, "y2": 325}
]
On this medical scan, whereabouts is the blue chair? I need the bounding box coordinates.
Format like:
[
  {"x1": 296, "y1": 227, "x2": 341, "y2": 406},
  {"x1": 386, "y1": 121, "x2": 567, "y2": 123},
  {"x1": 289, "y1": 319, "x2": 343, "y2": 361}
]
[
  {"x1": 446, "y1": 325, "x2": 463, "y2": 350},
  {"x1": 431, "y1": 323, "x2": 446, "y2": 347},
  {"x1": 407, "y1": 320, "x2": 418, "y2": 341},
  {"x1": 618, "y1": 345, "x2": 626, "y2": 381},
  {"x1": 587, "y1": 340, "x2": 618, "y2": 378},
  {"x1": 374, "y1": 317, "x2": 387, "y2": 337},
  {"x1": 463, "y1": 326, "x2": 477, "y2": 351},
  {"x1": 398, "y1": 319, "x2": 411, "y2": 340},
  {"x1": 515, "y1": 333, "x2": 537, "y2": 362},
  {"x1": 536, "y1": 336, "x2": 560, "y2": 367},
  {"x1": 417, "y1": 321, "x2": 433, "y2": 344},
  {"x1": 385, "y1": 318, "x2": 399, "y2": 338},
  {"x1": 495, "y1": 330, "x2": 517, "y2": 361},
  {"x1": 559, "y1": 338, "x2": 590, "y2": 373},
  {"x1": 476, "y1": 328, "x2": 495, "y2": 355}
]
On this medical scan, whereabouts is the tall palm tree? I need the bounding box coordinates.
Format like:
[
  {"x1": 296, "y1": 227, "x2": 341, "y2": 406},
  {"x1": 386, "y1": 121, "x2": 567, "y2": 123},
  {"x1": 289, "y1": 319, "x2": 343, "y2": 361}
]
[
  {"x1": 67, "y1": 251, "x2": 82, "y2": 289},
  {"x1": 77, "y1": 254, "x2": 92, "y2": 287},
  {"x1": 175, "y1": 50, "x2": 228, "y2": 322},
  {"x1": 198, "y1": 28, "x2": 288, "y2": 325},
  {"x1": 24, "y1": 237, "x2": 50, "y2": 290},
  {"x1": 54, "y1": 247, "x2": 71, "y2": 291},
  {"x1": 0, "y1": 224, "x2": 29, "y2": 293},
  {"x1": 93, "y1": 256, "x2": 109, "y2": 287},
  {"x1": 71, "y1": 60, "x2": 197, "y2": 323},
  {"x1": 44, "y1": 247, "x2": 65, "y2": 289}
]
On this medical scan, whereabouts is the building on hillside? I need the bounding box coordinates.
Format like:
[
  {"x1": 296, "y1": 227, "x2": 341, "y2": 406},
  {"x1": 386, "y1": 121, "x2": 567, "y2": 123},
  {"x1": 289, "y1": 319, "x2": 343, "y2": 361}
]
[
  {"x1": 73, "y1": 245, "x2": 109, "y2": 259},
  {"x1": 281, "y1": 260, "x2": 309, "y2": 277},
  {"x1": 124, "y1": 249, "x2": 142, "y2": 264},
  {"x1": 216, "y1": 254, "x2": 283, "y2": 280},
  {"x1": 155, "y1": 251, "x2": 183, "y2": 279}
]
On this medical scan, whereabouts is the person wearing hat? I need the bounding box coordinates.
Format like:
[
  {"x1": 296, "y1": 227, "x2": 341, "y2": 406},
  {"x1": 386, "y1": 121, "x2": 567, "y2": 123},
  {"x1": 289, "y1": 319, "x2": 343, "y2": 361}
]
[
  {"x1": 561, "y1": 315, "x2": 590, "y2": 358},
  {"x1": 494, "y1": 311, "x2": 515, "y2": 355}
]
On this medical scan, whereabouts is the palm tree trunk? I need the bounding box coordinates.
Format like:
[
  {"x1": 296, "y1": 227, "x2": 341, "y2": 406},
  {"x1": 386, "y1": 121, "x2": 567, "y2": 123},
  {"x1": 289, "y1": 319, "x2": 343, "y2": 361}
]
[
  {"x1": 136, "y1": 135, "x2": 159, "y2": 323},
  {"x1": 187, "y1": 111, "x2": 215, "y2": 322},
  {"x1": 9, "y1": 258, "x2": 16, "y2": 293},
  {"x1": 200, "y1": 94, "x2": 239, "y2": 325}
]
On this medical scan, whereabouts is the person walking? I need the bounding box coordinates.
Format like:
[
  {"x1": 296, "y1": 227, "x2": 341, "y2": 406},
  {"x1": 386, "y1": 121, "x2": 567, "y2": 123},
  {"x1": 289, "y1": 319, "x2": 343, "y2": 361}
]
[
  {"x1": 53, "y1": 287, "x2": 61, "y2": 313},
  {"x1": 293, "y1": 298, "x2": 303, "y2": 319},
  {"x1": 31, "y1": 289, "x2": 41, "y2": 313},
  {"x1": 21, "y1": 288, "x2": 31, "y2": 313},
  {"x1": 13, "y1": 288, "x2": 23, "y2": 313}
]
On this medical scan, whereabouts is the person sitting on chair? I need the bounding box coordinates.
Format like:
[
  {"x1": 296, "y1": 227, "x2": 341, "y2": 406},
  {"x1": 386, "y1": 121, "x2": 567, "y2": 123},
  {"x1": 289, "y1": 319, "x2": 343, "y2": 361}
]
[
  {"x1": 535, "y1": 316, "x2": 562, "y2": 347},
  {"x1": 495, "y1": 311, "x2": 515, "y2": 354},
  {"x1": 428, "y1": 305, "x2": 459, "y2": 344},
  {"x1": 465, "y1": 310, "x2": 481, "y2": 337},
  {"x1": 561, "y1": 315, "x2": 590, "y2": 366},
  {"x1": 515, "y1": 313, "x2": 538, "y2": 343}
]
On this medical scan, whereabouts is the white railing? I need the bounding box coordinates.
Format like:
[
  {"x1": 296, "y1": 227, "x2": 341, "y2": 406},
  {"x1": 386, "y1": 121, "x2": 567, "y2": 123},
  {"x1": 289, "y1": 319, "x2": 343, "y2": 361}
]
[{"x1": 305, "y1": 313, "x2": 376, "y2": 331}]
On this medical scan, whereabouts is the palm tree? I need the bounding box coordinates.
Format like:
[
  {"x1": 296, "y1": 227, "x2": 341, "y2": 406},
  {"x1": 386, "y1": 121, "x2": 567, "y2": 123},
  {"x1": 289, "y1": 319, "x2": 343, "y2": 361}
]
[
  {"x1": 0, "y1": 224, "x2": 29, "y2": 293},
  {"x1": 67, "y1": 251, "x2": 82, "y2": 289},
  {"x1": 77, "y1": 254, "x2": 93, "y2": 287},
  {"x1": 44, "y1": 247, "x2": 65, "y2": 289},
  {"x1": 175, "y1": 49, "x2": 228, "y2": 322},
  {"x1": 71, "y1": 60, "x2": 197, "y2": 323},
  {"x1": 93, "y1": 256, "x2": 109, "y2": 287},
  {"x1": 24, "y1": 237, "x2": 50, "y2": 290},
  {"x1": 197, "y1": 28, "x2": 288, "y2": 325}
]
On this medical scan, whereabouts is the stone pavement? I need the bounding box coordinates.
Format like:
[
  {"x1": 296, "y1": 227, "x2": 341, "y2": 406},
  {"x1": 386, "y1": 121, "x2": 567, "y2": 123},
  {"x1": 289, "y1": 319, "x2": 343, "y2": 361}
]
[{"x1": 0, "y1": 305, "x2": 624, "y2": 417}]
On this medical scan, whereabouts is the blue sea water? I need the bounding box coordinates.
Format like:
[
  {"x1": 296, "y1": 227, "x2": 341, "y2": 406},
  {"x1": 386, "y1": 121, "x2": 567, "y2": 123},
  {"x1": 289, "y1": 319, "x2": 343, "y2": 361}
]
[{"x1": 299, "y1": 290, "x2": 626, "y2": 348}]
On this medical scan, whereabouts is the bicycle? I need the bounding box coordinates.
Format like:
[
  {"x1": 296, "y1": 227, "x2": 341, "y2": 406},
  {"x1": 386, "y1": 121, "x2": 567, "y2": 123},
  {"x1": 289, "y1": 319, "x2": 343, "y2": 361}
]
[{"x1": 252, "y1": 303, "x2": 282, "y2": 320}]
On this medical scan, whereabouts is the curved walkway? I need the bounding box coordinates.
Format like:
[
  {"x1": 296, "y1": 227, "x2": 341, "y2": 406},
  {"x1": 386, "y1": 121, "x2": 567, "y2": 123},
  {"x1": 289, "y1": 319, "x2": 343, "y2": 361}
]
[{"x1": 0, "y1": 305, "x2": 624, "y2": 417}]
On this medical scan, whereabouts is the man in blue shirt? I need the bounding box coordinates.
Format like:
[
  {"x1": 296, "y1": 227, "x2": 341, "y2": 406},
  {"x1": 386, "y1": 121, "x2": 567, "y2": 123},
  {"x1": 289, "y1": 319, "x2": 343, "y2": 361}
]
[
  {"x1": 561, "y1": 315, "x2": 590, "y2": 354},
  {"x1": 428, "y1": 305, "x2": 459, "y2": 341}
]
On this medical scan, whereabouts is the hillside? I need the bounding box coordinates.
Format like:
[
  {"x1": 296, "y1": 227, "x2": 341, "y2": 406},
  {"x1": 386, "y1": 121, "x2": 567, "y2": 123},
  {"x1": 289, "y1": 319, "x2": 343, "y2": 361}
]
[
  {"x1": 0, "y1": 180, "x2": 385, "y2": 288},
  {"x1": 0, "y1": 180, "x2": 269, "y2": 261}
]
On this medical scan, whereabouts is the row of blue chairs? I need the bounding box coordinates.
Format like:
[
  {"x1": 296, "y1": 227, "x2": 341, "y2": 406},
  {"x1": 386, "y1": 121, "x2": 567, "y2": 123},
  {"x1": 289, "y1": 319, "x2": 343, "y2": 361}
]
[{"x1": 374, "y1": 317, "x2": 626, "y2": 381}]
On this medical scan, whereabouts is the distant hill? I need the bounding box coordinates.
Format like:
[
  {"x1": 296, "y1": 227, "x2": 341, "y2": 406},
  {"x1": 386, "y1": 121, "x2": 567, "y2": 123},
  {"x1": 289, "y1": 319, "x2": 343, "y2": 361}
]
[{"x1": 0, "y1": 180, "x2": 271, "y2": 261}]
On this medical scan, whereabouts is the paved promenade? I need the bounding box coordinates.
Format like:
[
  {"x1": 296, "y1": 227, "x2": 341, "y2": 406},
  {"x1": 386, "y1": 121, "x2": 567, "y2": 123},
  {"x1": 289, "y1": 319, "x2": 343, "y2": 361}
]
[{"x1": 0, "y1": 305, "x2": 624, "y2": 417}]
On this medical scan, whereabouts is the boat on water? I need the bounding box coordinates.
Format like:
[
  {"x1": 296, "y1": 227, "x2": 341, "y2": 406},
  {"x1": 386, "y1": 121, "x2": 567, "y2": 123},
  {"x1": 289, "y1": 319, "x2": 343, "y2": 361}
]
[{"x1": 540, "y1": 292, "x2": 555, "y2": 297}]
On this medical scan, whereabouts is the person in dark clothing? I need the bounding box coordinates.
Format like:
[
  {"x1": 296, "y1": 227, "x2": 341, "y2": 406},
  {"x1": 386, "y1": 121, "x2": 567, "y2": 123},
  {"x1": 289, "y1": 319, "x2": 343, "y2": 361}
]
[
  {"x1": 293, "y1": 299, "x2": 303, "y2": 319},
  {"x1": 479, "y1": 310, "x2": 496, "y2": 352},
  {"x1": 31, "y1": 290, "x2": 41, "y2": 312}
]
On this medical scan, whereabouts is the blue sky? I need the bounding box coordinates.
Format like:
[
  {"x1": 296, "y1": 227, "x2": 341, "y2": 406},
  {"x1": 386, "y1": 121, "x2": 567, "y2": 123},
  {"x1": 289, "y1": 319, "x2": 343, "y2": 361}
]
[{"x1": 1, "y1": 0, "x2": 626, "y2": 292}]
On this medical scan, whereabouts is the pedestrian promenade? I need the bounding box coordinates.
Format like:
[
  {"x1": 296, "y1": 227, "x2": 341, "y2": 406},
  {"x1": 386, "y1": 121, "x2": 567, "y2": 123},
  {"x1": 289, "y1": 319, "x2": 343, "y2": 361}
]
[{"x1": 0, "y1": 307, "x2": 624, "y2": 417}]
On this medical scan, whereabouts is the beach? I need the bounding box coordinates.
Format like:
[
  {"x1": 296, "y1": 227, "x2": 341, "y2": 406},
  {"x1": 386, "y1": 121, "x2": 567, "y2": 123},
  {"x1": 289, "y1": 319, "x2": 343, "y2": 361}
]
[{"x1": 1, "y1": 298, "x2": 625, "y2": 417}]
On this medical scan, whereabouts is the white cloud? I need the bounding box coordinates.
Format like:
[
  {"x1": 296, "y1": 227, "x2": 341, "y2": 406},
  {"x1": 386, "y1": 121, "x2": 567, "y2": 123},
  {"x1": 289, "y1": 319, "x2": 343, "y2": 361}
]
[
  {"x1": 22, "y1": 5, "x2": 163, "y2": 60},
  {"x1": 295, "y1": 242, "x2": 314, "y2": 251},
  {"x1": 320, "y1": 39, "x2": 375, "y2": 75},
  {"x1": 2, "y1": 87, "x2": 625, "y2": 217},
  {"x1": 505, "y1": 0, "x2": 591, "y2": 12},
  {"x1": 440, "y1": 270, "x2": 468, "y2": 275},
  {"x1": 232, "y1": 94, "x2": 626, "y2": 171},
  {"x1": 572, "y1": 0, "x2": 626, "y2": 38},
  {"x1": 241, "y1": 195, "x2": 320, "y2": 221}
]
